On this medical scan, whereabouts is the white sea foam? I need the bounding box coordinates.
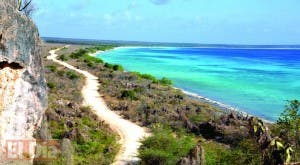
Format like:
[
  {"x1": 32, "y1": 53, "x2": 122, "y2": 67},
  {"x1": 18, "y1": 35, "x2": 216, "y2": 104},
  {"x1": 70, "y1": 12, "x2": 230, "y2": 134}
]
[{"x1": 174, "y1": 87, "x2": 274, "y2": 123}]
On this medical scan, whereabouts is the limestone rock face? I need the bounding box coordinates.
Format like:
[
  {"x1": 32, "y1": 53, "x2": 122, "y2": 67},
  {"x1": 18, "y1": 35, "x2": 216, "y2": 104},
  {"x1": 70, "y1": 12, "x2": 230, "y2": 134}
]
[{"x1": 0, "y1": 0, "x2": 47, "y2": 163}]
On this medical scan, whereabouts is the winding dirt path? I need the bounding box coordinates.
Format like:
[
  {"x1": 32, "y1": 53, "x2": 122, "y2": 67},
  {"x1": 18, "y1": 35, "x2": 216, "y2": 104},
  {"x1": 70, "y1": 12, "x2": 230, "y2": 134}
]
[{"x1": 47, "y1": 47, "x2": 150, "y2": 165}]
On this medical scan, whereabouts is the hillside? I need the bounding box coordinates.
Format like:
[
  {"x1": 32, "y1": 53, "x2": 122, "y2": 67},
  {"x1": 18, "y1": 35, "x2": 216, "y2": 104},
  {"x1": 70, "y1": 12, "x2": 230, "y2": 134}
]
[{"x1": 55, "y1": 44, "x2": 300, "y2": 164}]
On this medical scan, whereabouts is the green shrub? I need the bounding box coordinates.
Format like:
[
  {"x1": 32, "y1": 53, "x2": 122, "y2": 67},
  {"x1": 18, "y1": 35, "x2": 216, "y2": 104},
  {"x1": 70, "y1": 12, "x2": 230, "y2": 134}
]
[
  {"x1": 72, "y1": 109, "x2": 119, "y2": 164},
  {"x1": 138, "y1": 126, "x2": 196, "y2": 165},
  {"x1": 47, "y1": 65, "x2": 57, "y2": 72},
  {"x1": 82, "y1": 54, "x2": 104, "y2": 68},
  {"x1": 139, "y1": 149, "x2": 174, "y2": 165},
  {"x1": 159, "y1": 77, "x2": 172, "y2": 86},
  {"x1": 47, "y1": 82, "x2": 56, "y2": 89},
  {"x1": 140, "y1": 74, "x2": 158, "y2": 82},
  {"x1": 277, "y1": 100, "x2": 300, "y2": 142},
  {"x1": 59, "y1": 54, "x2": 68, "y2": 61},
  {"x1": 104, "y1": 63, "x2": 114, "y2": 69},
  {"x1": 121, "y1": 90, "x2": 137, "y2": 100},
  {"x1": 112, "y1": 64, "x2": 124, "y2": 71},
  {"x1": 82, "y1": 54, "x2": 103, "y2": 64},
  {"x1": 50, "y1": 120, "x2": 66, "y2": 139},
  {"x1": 203, "y1": 139, "x2": 261, "y2": 165},
  {"x1": 66, "y1": 71, "x2": 80, "y2": 80},
  {"x1": 57, "y1": 70, "x2": 65, "y2": 77},
  {"x1": 87, "y1": 62, "x2": 94, "y2": 67},
  {"x1": 203, "y1": 142, "x2": 232, "y2": 165},
  {"x1": 87, "y1": 48, "x2": 97, "y2": 54},
  {"x1": 92, "y1": 45, "x2": 115, "y2": 51},
  {"x1": 132, "y1": 72, "x2": 172, "y2": 85},
  {"x1": 70, "y1": 49, "x2": 88, "y2": 59},
  {"x1": 94, "y1": 58, "x2": 104, "y2": 64},
  {"x1": 131, "y1": 72, "x2": 159, "y2": 83}
]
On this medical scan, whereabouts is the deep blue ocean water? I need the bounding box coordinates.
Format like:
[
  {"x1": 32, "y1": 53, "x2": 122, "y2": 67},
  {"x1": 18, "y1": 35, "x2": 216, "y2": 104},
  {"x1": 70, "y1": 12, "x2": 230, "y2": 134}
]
[{"x1": 98, "y1": 47, "x2": 300, "y2": 121}]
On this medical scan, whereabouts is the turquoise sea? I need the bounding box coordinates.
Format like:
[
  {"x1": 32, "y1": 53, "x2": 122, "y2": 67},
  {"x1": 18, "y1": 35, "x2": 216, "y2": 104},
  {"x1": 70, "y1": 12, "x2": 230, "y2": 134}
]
[{"x1": 97, "y1": 47, "x2": 300, "y2": 121}]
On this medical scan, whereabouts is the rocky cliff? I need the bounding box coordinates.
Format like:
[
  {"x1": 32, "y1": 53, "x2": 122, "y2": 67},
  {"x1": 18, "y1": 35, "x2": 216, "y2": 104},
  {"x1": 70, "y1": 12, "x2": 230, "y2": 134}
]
[{"x1": 0, "y1": 0, "x2": 47, "y2": 164}]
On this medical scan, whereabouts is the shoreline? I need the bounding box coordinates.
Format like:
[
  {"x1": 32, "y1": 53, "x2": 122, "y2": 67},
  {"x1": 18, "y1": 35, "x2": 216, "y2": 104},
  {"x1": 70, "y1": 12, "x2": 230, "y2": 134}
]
[
  {"x1": 178, "y1": 88, "x2": 273, "y2": 123},
  {"x1": 93, "y1": 47, "x2": 274, "y2": 124},
  {"x1": 89, "y1": 50, "x2": 104, "y2": 57},
  {"x1": 94, "y1": 45, "x2": 300, "y2": 50}
]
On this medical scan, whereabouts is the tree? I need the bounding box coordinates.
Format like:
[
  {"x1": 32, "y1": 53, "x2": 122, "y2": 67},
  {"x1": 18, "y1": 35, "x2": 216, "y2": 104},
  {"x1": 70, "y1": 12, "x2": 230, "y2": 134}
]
[
  {"x1": 17, "y1": 0, "x2": 35, "y2": 17},
  {"x1": 277, "y1": 100, "x2": 300, "y2": 147}
]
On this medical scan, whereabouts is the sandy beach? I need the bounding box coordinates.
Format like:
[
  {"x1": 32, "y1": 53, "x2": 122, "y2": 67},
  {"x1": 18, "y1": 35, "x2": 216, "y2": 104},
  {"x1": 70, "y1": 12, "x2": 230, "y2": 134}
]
[{"x1": 89, "y1": 50, "x2": 104, "y2": 57}]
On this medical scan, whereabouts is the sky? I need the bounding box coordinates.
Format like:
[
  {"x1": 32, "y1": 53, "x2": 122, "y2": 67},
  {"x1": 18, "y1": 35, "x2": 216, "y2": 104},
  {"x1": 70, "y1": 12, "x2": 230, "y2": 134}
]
[{"x1": 33, "y1": 0, "x2": 300, "y2": 45}]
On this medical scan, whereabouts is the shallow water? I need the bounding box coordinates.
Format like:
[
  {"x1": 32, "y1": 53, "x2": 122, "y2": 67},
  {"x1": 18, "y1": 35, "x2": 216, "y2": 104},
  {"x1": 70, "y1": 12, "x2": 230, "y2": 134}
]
[{"x1": 98, "y1": 47, "x2": 300, "y2": 121}]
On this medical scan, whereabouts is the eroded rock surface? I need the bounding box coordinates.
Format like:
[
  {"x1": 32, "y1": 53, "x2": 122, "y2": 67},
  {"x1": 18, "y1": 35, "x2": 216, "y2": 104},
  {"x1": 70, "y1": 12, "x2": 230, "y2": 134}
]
[{"x1": 0, "y1": 0, "x2": 47, "y2": 164}]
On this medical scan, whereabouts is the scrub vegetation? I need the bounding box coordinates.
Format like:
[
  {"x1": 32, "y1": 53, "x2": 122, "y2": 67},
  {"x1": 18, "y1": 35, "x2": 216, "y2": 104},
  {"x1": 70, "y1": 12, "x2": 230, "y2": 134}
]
[
  {"x1": 34, "y1": 44, "x2": 119, "y2": 165},
  {"x1": 40, "y1": 44, "x2": 299, "y2": 164}
]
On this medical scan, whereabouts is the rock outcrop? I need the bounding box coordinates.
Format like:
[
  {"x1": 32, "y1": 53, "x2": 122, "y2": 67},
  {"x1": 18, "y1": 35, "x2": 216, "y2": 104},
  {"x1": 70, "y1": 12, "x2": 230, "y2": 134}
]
[
  {"x1": 178, "y1": 143, "x2": 205, "y2": 165},
  {"x1": 0, "y1": 0, "x2": 47, "y2": 164}
]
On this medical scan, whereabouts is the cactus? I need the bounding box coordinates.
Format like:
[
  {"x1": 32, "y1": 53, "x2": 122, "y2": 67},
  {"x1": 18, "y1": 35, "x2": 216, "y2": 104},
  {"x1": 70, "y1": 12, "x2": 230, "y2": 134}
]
[{"x1": 249, "y1": 117, "x2": 295, "y2": 164}]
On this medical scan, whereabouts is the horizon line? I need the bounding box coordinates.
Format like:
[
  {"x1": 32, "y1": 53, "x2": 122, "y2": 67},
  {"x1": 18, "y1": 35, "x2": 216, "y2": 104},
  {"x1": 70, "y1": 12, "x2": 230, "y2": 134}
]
[{"x1": 42, "y1": 36, "x2": 300, "y2": 48}]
